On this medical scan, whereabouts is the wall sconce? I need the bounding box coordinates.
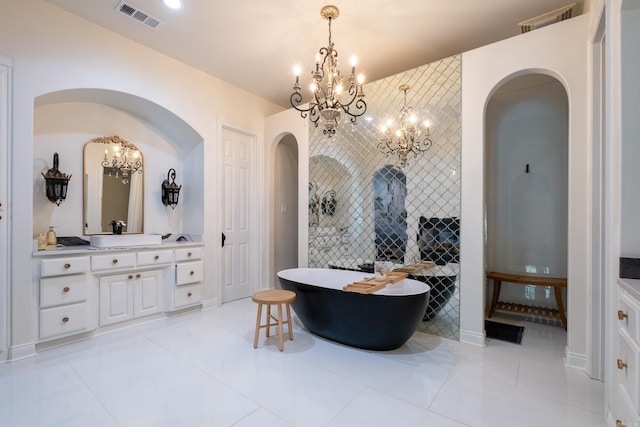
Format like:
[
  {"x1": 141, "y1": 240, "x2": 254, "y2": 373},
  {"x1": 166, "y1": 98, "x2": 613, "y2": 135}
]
[
  {"x1": 42, "y1": 153, "x2": 71, "y2": 206},
  {"x1": 321, "y1": 190, "x2": 337, "y2": 216},
  {"x1": 161, "y1": 168, "x2": 182, "y2": 209}
]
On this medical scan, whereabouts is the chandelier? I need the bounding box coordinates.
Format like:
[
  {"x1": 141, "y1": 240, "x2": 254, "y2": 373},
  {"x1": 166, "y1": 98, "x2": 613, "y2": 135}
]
[
  {"x1": 290, "y1": 5, "x2": 366, "y2": 138},
  {"x1": 377, "y1": 84, "x2": 432, "y2": 168},
  {"x1": 92, "y1": 136, "x2": 143, "y2": 184}
]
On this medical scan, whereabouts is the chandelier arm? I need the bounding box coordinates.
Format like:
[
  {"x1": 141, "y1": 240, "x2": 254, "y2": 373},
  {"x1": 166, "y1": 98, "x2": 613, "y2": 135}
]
[
  {"x1": 414, "y1": 136, "x2": 433, "y2": 152},
  {"x1": 341, "y1": 98, "x2": 367, "y2": 123},
  {"x1": 376, "y1": 136, "x2": 397, "y2": 155},
  {"x1": 308, "y1": 107, "x2": 321, "y2": 128},
  {"x1": 290, "y1": 93, "x2": 316, "y2": 119}
]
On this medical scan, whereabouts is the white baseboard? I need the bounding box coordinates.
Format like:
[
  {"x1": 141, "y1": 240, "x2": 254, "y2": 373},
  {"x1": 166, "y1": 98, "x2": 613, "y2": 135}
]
[
  {"x1": 459, "y1": 329, "x2": 486, "y2": 347},
  {"x1": 8, "y1": 343, "x2": 36, "y2": 361},
  {"x1": 564, "y1": 346, "x2": 587, "y2": 370},
  {"x1": 201, "y1": 298, "x2": 219, "y2": 310}
]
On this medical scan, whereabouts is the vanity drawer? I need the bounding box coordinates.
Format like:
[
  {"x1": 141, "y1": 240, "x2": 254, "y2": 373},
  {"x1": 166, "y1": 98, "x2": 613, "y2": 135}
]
[
  {"x1": 137, "y1": 250, "x2": 173, "y2": 266},
  {"x1": 174, "y1": 247, "x2": 203, "y2": 262},
  {"x1": 91, "y1": 252, "x2": 136, "y2": 271},
  {"x1": 619, "y1": 329, "x2": 640, "y2": 414},
  {"x1": 40, "y1": 302, "x2": 89, "y2": 340},
  {"x1": 620, "y1": 290, "x2": 640, "y2": 343},
  {"x1": 40, "y1": 274, "x2": 88, "y2": 308},
  {"x1": 176, "y1": 261, "x2": 203, "y2": 285},
  {"x1": 41, "y1": 256, "x2": 90, "y2": 277},
  {"x1": 174, "y1": 283, "x2": 202, "y2": 308}
]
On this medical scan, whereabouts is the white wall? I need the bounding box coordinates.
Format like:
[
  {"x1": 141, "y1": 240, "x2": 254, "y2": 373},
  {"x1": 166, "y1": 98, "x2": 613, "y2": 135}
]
[
  {"x1": 619, "y1": 6, "x2": 640, "y2": 256},
  {"x1": 461, "y1": 15, "x2": 591, "y2": 363},
  {"x1": 0, "y1": 0, "x2": 282, "y2": 359},
  {"x1": 606, "y1": 0, "x2": 640, "y2": 420}
]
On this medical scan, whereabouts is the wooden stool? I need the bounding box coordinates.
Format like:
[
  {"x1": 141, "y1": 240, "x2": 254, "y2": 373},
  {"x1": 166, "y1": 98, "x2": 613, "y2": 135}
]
[{"x1": 252, "y1": 289, "x2": 296, "y2": 351}]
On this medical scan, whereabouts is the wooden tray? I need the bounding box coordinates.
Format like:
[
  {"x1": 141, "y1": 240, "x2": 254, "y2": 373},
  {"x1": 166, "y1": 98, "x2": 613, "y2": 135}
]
[
  {"x1": 392, "y1": 261, "x2": 436, "y2": 275},
  {"x1": 342, "y1": 271, "x2": 408, "y2": 294}
]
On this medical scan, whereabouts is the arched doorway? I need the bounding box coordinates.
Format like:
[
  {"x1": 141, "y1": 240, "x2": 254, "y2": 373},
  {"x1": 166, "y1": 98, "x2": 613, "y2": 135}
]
[
  {"x1": 272, "y1": 134, "x2": 299, "y2": 286},
  {"x1": 484, "y1": 73, "x2": 569, "y2": 334}
]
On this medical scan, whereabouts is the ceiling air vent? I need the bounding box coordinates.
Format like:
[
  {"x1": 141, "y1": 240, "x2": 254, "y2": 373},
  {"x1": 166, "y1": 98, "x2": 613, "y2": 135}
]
[
  {"x1": 116, "y1": 1, "x2": 161, "y2": 29},
  {"x1": 518, "y1": 3, "x2": 576, "y2": 33}
]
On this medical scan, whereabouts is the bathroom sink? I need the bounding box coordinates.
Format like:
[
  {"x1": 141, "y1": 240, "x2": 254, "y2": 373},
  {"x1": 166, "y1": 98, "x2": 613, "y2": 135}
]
[{"x1": 90, "y1": 234, "x2": 162, "y2": 248}]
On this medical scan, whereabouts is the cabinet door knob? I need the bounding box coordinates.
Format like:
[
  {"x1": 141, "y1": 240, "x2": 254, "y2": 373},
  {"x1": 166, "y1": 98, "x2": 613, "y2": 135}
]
[
  {"x1": 618, "y1": 310, "x2": 628, "y2": 320},
  {"x1": 187, "y1": 292, "x2": 192, "y2": 297},
  {"x1": 187, "y1": 252, "x2": 192, "y2": 257},
  {"x1": 190, "y1": 271, "x2": 195, "y2": 276},
  {"x1": 617, "y1": 359, "x2": 628, "y2": 370},
  {"x1": 128, "y1": 275, "x2": 134, "y2": 280},
  {"x1": 64, "y1": 263, "x2": 71, "y2": 269},
  {"x1": 63, "y1": 287, "x2": 70, "y2": 293},
  {"x1": 136, "y1": 274, "x2": 141, "y2": 279},
  {"x1": 616, "y1": 420, "x2": 627, "y2": 427},
  {"x1": 112, "y1": 259, "x2": 118, "y2": 264},
  {"x1": 154, "y1": 255, "x2": 160, "y2": 260},
  {"x1": 62, "y1": 317, "x2": 69, "y2": 323}
]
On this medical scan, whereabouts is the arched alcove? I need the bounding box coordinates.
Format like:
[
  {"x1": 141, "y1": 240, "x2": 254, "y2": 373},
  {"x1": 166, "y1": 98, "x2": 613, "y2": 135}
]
[
  {"x1": 272, "y1": 133, "x2": 299, "y2": 286},
  {"x1": 485, "y1": 73, "x2": 568, "y2": 327},
  {"x1": 33, "y1": 88, "x2": 205, "y2": 237}
]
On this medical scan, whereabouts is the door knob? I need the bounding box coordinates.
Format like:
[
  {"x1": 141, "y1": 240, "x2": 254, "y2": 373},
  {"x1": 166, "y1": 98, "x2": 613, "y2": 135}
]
[
  {"x1": 619, "y1": 310, "x2": 628, "y2": 320},
  {"x1": 617, "y1": 359, "x2": 628, "y2": 370},
  {"x1": 222, "y1": 232, "x2": 226, "y2": 247}
]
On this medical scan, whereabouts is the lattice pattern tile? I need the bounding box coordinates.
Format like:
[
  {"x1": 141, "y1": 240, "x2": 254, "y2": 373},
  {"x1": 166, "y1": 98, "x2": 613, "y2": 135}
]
[{"x1": 308, "y1": 55, "x2": 461, "y2": 340}]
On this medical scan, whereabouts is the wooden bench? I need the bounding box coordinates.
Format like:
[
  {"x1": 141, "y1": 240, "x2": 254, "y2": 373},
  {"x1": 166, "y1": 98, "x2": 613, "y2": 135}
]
[{"x1": 486, "y1": 272, "x2": 567, "y2": 330}]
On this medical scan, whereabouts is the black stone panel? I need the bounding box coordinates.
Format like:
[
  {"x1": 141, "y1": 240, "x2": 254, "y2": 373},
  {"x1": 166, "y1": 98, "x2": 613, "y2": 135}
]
[{"x1": 620, "y1": 257, "x2": 640, "y2": 279}]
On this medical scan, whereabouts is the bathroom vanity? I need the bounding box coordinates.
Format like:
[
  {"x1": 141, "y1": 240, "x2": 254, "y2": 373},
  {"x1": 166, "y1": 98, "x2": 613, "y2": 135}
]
[
  {"x1": 615, "y1": 278, "x2": 640, "y2": 427},
  {"x1": 32, "y1": 241, "x2": 204, "y2": 349}
]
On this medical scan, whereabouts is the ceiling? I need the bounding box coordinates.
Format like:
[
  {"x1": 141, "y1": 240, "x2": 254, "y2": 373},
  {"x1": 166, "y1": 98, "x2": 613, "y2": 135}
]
[{"x1": 46, "y1": 0, "x2": 585, "y2": 109}]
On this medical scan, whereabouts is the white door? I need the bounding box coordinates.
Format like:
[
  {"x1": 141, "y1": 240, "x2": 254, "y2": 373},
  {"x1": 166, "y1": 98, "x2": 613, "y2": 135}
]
[
  {"x1": 0, "y1": 59, "x2": 10, "y2": 357},
  {"x1": 133, "y1": 270, "x2": 163, "y2": 318},
  {"x1": 99, "y1": 274, "x2": 134, "y2": 326},
  {"x1": 221, "y1": 126, "x2": 256, "y2": 302}
]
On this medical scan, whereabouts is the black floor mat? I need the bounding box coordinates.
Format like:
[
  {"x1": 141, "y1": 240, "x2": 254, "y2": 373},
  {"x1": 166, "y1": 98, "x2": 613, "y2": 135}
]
[{"x1": 485, "y1": 320, "x2": 524, "y2": 344}]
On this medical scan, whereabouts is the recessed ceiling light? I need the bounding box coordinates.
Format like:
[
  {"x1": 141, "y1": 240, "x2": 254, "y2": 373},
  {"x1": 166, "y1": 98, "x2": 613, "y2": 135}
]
[{"x1": 164, "y1": 0, "x2": 182, "y2": 9}]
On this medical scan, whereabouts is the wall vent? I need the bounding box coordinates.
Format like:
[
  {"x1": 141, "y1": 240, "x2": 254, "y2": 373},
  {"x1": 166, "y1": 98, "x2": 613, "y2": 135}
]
[
  {"x1": 518, "y1": 3, "x2": 576, "y2": 33},
  {"x1": 116, "y1": 1, "x2": 161, "y2": 29}
]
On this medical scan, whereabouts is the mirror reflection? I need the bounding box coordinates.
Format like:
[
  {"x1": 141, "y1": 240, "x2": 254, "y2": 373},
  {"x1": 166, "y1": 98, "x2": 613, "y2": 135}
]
[
  {"x1": 307, "y1": 55, "x2": 462, "y2": 340},
  {"x1": 83, "y1": 136, "x2": 144, "y2": 235}
]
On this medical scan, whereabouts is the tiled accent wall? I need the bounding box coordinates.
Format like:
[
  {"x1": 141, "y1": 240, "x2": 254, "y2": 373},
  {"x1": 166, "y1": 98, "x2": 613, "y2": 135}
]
[{"x1": 308, "y1": 54, "x2": 461, "y2": 339}]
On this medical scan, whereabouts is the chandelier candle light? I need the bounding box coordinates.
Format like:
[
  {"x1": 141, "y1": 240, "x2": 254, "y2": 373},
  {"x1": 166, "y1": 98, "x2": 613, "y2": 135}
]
[
  {"x1": 290, "y1": 5, "x2": 366, "y2": 138},
  {"x1": 93, "y1": 135, "x2": 143, "y2": 184},
  {"x1": 377, "y1": 84, "x2": 433, "y2": 168}
]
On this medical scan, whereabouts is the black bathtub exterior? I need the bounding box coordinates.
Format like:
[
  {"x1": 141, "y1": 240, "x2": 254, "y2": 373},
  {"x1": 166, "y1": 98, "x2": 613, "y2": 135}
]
[{"x1": 278, "y1": 273, "x2": 430, "y2": 351}]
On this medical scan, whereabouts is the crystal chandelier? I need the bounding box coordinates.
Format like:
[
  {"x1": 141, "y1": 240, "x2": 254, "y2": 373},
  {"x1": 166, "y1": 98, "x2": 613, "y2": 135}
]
[
  {"x1": 93, "y1": 135, "x2": 143, "y2": 184},
  {"x1": 377, "y1": 84, "x2": 432, "y2": 168},
  {"x1": 290, "y1": 5, "x2": 366, "y2": 138}
]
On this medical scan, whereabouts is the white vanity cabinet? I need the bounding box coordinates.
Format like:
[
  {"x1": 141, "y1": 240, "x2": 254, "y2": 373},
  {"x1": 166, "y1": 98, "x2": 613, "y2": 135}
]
[
  {"x1": 99, "y1": 269, "x2": 164, "y2": 326},
  {"x1": 39, "y1": 256, "x2": 93, "y2": 341},
  {"x1": 168, "y1": 247, "x2": 204, "y2": 310},
  {"x1": 616, "y1": 280, "x2": 640, "y2": 427},
  {"x1": 34, "y1": 242, "x2": 204, "y2": 349}
]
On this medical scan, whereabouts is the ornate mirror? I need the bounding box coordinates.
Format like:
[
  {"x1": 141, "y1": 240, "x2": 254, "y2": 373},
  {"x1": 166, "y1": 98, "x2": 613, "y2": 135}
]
[{"x1": 83, "y1": 135, "x2": 144, "y2": 235}]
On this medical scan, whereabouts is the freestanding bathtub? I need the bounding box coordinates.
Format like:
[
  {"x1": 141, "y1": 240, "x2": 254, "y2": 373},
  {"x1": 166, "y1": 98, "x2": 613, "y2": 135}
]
[{"x1": 277, "y1": 268, "x2": 431, "y2": 351}]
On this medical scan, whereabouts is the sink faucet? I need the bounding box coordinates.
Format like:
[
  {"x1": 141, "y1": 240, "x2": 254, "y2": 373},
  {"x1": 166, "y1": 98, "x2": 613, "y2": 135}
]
[{"x1": 110, "y1": 220, "x2": 126, "y2": 235}]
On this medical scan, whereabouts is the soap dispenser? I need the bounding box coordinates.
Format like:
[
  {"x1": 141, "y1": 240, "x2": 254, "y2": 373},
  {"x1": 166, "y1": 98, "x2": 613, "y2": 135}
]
[{"x1": 46, "y1": 226, "x2": 57, "y2": 246}]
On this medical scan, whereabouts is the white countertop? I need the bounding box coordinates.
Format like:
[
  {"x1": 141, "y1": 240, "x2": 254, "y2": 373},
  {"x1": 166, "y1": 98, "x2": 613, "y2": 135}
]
[{"x1": 33, "y1": 240, "x2": 203, "y2": 257}]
